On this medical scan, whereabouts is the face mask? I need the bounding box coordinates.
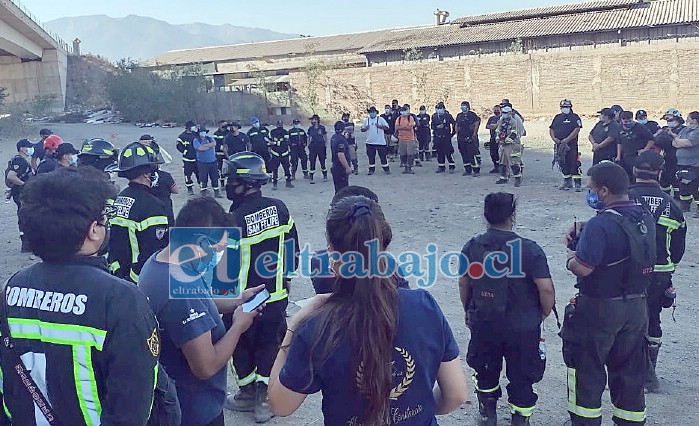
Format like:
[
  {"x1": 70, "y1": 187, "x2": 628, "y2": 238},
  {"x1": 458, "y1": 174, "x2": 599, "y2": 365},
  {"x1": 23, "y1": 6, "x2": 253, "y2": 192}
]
[
  {"x1": 638, "y1": 119, "x2": 648, "y2": 125},
  {"x1": 96, "y1": 224, "x2": 110, "y2": 257},
  {"x1": 71, "y1": 154, "x2": 79, "y2": 165},
  {"x1": 437, "y1": 109, "x2": 445, "y2": 114},
  {"x1": 226, "y1": 183, "x2": 248, "y2": 207},
  {"x1": 385, "y1": 109, "x2": 391, "y2": 114},
  {"x1": 343, "y1": 117, "x2": 349, "y2": 123},
  {"x1": 199, "y1": 132, "x2": 207, "y2": 138},
  {"x1": 294, "y1": 124, "x2": 301, "y2": 129},
  {"x1": 461, "y1": 106, "x2": 468, "y2": 112},
  {"x1": 190, "y1": 126, "x2": 197, "y2": 132},
  {"x1": 419, "y1": 110, "x2": 426, "y2": 115},
  {"x1": 599, "y1": 116, "x2": 604, "y2": 122},
  {"x1": 26, "y1": 147, "x2": 34, "y2": 156},
  {"x1": 586, "y1": 189, "x2": 604, "y2": 210},
  {"x1": 400, "y1": 111, "x2": 408, "y2": 116},
  {"x1": 195, "y1": 246, "x2": 223, "y2": 274},
  {"x1": 561, "y1": 108, "x2": 571, "y2": 114},
  {"x1": 253, "y1": 122, "x2": 260, "y2": 128},
  {"x1": 667, "y1": 121, "x2": 678, "y2": 128},
  {"x1": 369, "y1": 112, "x2": 377, "y2": 119}
]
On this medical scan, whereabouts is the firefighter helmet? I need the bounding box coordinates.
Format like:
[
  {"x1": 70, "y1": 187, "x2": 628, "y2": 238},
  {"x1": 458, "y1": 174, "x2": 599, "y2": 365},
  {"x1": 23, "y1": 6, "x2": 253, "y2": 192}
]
[
  {"x1": 223, "y1": 151, "x2": 269, "y2": 185},
  {"x1": 114, "y1": 142, "x2": 160, "y2": 172}
]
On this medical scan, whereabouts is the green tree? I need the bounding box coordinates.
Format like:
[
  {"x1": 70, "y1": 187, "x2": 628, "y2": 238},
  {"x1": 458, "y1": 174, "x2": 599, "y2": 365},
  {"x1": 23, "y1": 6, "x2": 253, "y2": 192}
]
[{"x1": 104, "y1": 59, "x2": 206, "y2": 123}]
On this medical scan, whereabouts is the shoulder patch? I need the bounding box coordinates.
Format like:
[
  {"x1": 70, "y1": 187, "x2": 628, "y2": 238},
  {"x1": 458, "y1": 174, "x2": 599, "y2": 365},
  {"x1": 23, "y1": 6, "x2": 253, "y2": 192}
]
[
  {"x1": 155, "y1": 227, "x2": 167, "y2": 240},
  {"x1": 147, "y1": 327, "x2": 160, "y2": 357}
]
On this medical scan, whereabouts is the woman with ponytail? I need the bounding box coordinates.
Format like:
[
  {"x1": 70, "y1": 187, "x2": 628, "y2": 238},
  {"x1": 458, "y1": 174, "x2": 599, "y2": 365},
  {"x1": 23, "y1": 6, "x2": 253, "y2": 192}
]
[{"x1": 268, "y1": 196, "x2": 468, "y2": 425}]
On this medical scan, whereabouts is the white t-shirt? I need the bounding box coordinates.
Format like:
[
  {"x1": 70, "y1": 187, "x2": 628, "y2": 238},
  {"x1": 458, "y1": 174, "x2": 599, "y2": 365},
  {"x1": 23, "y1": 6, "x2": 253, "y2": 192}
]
[{"x1": 362, "y1": 117, "x2": 389, "y2": 146}]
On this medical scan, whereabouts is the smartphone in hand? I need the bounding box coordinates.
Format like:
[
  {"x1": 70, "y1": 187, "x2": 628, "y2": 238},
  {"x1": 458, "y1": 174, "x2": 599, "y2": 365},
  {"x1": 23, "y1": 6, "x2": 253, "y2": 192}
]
[{"x1": 242, "y1": 289, "x2": 270, "y2": 312}]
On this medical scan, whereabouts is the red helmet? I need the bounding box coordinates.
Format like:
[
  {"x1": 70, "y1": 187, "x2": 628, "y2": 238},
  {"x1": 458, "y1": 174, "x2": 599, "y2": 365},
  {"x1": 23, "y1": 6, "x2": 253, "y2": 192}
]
[{"x1": 43, "y1": 135, "x2": 64, "y2": 151}]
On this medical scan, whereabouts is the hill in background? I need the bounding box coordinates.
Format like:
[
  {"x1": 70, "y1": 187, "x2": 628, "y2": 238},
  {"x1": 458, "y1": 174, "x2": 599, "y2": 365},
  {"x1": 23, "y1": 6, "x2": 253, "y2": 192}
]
[{"x1": 45, "y1": 14, "x2": 298, "y2": 61}]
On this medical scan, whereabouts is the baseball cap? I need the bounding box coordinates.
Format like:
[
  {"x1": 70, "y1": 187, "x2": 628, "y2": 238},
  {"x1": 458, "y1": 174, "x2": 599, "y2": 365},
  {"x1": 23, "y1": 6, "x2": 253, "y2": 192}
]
[
  {"x1": 292, "y1": 118, "x2": 301, "y2": 124},
  {"x1": 39, "y1": 128, "x2": 52, "y2": 137},
  {"x1": 16, "y1": 139, "x2": 32, "y2": 150},
  {"x1": 367, "y1": 106, "x2": 378, "y2": 113},
  {"x1": 230, "y1": 121, "x2": 242, "y2": 129},
  {"x1": 436, "y1": 102, "x2": 445, "y2": 109},
  {"x1": 56, "y1": 143, "x2": 79, "y2": 157},
  {"x1": 276, "y1": 120, "x2": 284, "y2": 126},
  {"x1": 309, "y1": 114, "x2": 320, "y2": 121},
  {"x1": 185, "y1": 120, "x2": 195, "y2": 128},
  {"x1": 611, "y1": 105, "x2": 623, "y2": 113},
  {"x1": 635, "y1": 151, "x2": 664, "y2": 171},
  {"x1": 635, "y1": 110, "x2": 648, "y2": 119},
  {"x1": 663, "y1": 108, "x2": 682, "y2": 120},
  {"x1": 597, "y1": 107, "x2": 615, "y2": 118},
  {"x1": 250, "y1": 116, "x2": 260, "y2": 124},
  {"x1": 139, "y1": 134, "x2": 154, "y2": 141}
]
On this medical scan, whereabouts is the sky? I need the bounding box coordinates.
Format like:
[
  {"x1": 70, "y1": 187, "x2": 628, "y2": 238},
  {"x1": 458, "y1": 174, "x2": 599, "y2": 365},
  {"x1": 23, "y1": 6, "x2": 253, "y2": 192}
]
[{"x1": 21, "y1": 0, "x2": 571, "y2": 35}]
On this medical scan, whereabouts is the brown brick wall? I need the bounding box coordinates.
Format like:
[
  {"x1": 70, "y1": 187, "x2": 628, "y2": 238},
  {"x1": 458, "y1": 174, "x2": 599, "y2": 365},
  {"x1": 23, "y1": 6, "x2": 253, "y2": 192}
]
[{"x1": 289, "y1": 41, "x2": 699, "y2": 119}]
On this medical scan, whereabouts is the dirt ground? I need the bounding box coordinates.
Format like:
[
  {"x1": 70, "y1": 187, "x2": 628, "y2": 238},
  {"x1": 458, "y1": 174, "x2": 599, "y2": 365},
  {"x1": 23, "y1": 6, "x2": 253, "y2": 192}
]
[{"x1": 1, "y1": 118, "x2": 697, "y2": 425}]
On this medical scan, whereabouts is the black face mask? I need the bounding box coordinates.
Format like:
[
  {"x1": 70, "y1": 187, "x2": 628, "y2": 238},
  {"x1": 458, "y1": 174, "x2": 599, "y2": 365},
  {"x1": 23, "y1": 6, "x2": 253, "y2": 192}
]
[{"x1": 226, "y1": 183, "x2": 247, "y2": 207}]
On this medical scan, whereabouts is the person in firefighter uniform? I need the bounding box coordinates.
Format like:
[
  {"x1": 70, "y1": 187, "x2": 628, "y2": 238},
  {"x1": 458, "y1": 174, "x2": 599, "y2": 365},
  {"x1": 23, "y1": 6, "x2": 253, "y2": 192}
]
[
  {"x1": 222, "y1": 152, "x2": 299, "y2": 423},
  {"x1": 108, "y1": 141, "x2": 170, "y2": 283},
  {"x1": 564, "y1": 161, "x2": 656, "y2": 426},
  {"x1": 176, "y1": 120, "x2": 201, "y2": 195}
]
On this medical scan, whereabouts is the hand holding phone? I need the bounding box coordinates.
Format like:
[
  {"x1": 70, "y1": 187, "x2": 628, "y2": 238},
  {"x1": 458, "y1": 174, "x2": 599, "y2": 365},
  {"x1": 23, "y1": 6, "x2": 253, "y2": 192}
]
[{"x1": 242, "y1": 289, "x2": 270, "y2": 313}]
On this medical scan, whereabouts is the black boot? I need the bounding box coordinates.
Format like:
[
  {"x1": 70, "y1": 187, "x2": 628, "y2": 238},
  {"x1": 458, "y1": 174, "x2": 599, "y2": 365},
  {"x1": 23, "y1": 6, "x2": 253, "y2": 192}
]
[
  {"x1": 560, "y1": 177, "x2": 573, "y2": 190},
  {"x1": 254, "y1": 382, "x2": 273, "y2": 423},
  {"x1": 303, "y1": 171, "x2": 309, "y2": 179},
  {"x1": 322, "y1": 171, "x2": 328, "y2": 182},
  {"x1": 574, "y1": 179, "x2": 582, "y2": 192},
  {"x1": 462, "y1": 166, "x2": 472, "y2": 176},
  {"x1": 352, "y1": 160, "x2": 359, "y2": 175},
  {"x1": 489, "y1": 164, "x2": 499, "y2": 174},
  {"x1": 435, "y1": 167, "x2": 445, "y2": 173},
  {"x1": 214, "y1": 188, "x2": 223, "y2": 198},
  {"x1": 272, "y1": 181, "x2": 278, "y2": 190},
  {"x1": 405, "y1": 156, "x2": 415, "y2": 174},
  {"x1": 645, "y1": 343, "x2": 661, "y2": 393},
  {"x1": 678, "y1": 200, "x2": 691, "y2": 212},
  {"x1": 368, "y1": 167, "x2": 375, "y2": 175},
  {"x1": 286, "y1": 179, "x2": 294, "y2": 188},
  {"x1": 383, "y1": 166, "x2": 391, "y2": 175},
  {"x1": 309, "y1": 173, "x2": 315, "y2": 184},
  {"x1": 511, "y1": 412, "x2": 531, "y2": 426},
  {"x1": 477, "y1": 393, "x2": 497, "y2": 426},
  {"x1": 400, "y1": 155, "x2": 407, "y2": 168},
  {"x1": 187, "y1": 186, "x2": 194, "y2": 195},
  {"x1": 224, "y1": 383, "x2": 256, "y2": 412},
  {"x1": 514, "y1": 177, "x2": 522, "y2": 187}
]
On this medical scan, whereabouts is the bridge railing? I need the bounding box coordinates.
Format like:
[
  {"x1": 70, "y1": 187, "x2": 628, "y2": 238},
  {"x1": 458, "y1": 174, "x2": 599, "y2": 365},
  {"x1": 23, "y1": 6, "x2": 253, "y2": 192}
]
[{"x1": 7, "y1": 0, "x2": 73, "y2": 54}]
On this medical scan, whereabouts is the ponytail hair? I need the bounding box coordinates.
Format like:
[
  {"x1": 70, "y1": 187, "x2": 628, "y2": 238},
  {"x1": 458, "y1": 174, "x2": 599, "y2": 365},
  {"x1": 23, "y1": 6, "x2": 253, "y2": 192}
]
[{"x1": 306, "y1": 196, "x2": 398, "y2": 425}]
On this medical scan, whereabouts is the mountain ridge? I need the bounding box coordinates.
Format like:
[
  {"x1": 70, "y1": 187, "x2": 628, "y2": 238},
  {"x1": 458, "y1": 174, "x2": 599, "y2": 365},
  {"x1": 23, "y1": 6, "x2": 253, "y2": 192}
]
[{"x1": 45, "y1": 15, "x2": 298, "y2": 61}]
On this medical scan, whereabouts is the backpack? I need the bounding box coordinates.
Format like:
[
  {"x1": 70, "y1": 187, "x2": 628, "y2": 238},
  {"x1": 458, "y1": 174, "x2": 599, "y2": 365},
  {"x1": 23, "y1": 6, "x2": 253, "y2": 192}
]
[
  {"x1": 467, "y1": 235, "x2": 510, "y2": 325},
  {"x1": 603, "y1": 209, "x2": 656, "y2": 294}
]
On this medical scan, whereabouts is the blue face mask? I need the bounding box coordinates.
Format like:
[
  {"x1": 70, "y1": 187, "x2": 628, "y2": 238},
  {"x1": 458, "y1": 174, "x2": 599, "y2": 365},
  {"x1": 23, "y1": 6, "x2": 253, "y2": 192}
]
[
  {"x1": 461, "y1": 106, "x2": 468, "y2": 112},
  {"x1": 586, "y1": 189, "x2": 604, "y2": 210},
  {"x1": 199, "y1": 132, "x2": 207, "y2": 138},
  {"x1": 369, "y1": 112, "x2": 377, "y2": 118},
  {"x1": 437, "y1": 109, "x2": 445, "y2": 114},
  {"x1": 638, "y1": 119, "x2": 648, "y2": 125}
]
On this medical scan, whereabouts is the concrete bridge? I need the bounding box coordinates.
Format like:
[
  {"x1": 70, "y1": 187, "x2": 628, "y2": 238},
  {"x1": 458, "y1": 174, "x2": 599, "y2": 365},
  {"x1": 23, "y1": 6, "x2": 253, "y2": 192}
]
[{"x1": 0, "y1": 0, "x2": 69, "y2": 110}]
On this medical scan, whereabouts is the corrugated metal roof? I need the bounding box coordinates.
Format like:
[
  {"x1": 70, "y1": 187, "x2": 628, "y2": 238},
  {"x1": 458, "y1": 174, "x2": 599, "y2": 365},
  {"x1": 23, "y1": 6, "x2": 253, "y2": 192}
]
[
  {"x1": 360, "y1": 0, "x2": 699, "y2": 54},
  {"x1": 144, "y1": 29, "x2": 390, "y2": 67},
  {"x1": 453, "y1": 0, "x2": 638, "y2": 25}
]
